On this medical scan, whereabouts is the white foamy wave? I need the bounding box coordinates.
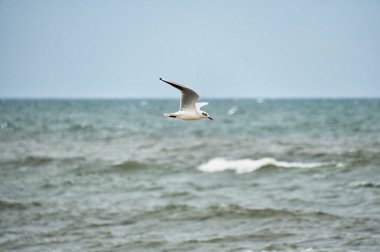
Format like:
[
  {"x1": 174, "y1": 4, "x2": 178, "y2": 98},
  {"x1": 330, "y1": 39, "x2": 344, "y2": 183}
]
[
  {"x1": 198, "y1": 157, "x2": 336, "y2": 174},
  {"x1": 227, "y1": 106, "x2": 238, "y2": 115}
]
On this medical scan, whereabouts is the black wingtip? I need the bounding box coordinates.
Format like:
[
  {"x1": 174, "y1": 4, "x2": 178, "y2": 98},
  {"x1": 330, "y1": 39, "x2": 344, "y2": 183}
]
[{"x1": 159, "y1": 77, "x2": 163, "y2": 81}]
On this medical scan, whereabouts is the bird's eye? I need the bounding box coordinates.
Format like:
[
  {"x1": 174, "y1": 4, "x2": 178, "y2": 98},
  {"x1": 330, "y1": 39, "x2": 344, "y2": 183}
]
[{"x1": 202, "y1": 113, "x2": 207, "y2": 116}]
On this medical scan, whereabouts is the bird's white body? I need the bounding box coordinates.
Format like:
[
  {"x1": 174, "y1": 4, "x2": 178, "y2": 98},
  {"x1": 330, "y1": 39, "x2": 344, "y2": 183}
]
[
  {"x1": 160, "y1": 78, "x2": 213, "y2": 121},
  {"x1": 164, "y1": 106, "x2": 205, "y2": 120}
]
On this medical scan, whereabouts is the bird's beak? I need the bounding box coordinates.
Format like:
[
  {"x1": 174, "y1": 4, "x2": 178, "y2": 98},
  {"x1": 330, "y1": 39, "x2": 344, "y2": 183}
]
[{"x1": 208, "y1": 117, "x2": 213, "y2": 120}]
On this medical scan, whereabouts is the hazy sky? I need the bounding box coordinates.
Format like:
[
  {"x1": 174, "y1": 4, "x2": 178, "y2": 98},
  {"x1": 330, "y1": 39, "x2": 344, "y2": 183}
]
[{"x1": 0, "y1": 0, "x2": 379, "y2": 98}]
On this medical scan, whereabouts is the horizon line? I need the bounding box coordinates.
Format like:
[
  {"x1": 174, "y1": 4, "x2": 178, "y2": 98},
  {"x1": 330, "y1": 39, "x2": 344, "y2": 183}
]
[{"x1": 1, "y1": 96, "x2": 380, "y2": 100}]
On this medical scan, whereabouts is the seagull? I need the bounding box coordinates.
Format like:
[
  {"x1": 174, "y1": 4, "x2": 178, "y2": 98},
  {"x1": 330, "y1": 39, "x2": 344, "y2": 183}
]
[{"x1": 160, "y1": 78, "x2": 213, "y2": 121}]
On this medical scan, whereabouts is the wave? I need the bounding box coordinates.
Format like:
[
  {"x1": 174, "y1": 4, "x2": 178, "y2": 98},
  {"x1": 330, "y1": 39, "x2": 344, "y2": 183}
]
[
  {"x1": 227, "y1": 106, "x2": 238, "y2": 115},
  {"x1": 134, "y1": 203, "x2": 338, "y2": 222},
  {"x1": 111, "y1": 160, "x2": 149, "y2": 172},
  {"x1": 69, "y1": 159, "x2": 151, "y2": 176},
  {"x1": 0, "y1": 198, "x2": 42, "y2": 210},
  {"x1": 0, "y1": 155, "x2": 54, "y2": 168},
  {"x1": 351, "y1": 181, "x2": 380, "y2": 189},
  {"x1": 68, "y1": 123, "x2": 96, "y2": 132},
  {"x1": 198, "y1": 157, "x2": 340, "y2": 174},
  {"x1": 1, "y1": 155, "x2": 85, "y2": 168},
  {"x1": 23, "y1": 155, "x2": 55, "y2": 165}
]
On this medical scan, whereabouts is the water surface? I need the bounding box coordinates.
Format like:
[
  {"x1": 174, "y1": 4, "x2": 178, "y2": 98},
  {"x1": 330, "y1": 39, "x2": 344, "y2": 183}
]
[{"x1": 1, "y1": 99, "x2": 379, "y2": 252}]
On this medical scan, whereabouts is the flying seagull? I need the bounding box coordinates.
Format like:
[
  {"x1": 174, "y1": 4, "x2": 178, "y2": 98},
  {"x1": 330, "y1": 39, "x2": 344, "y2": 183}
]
[{"x1": 160, "y1": 78, "x2": 213, "y2": 121}]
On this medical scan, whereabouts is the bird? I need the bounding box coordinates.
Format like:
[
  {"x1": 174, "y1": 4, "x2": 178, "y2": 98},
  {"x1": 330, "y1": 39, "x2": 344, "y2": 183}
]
[{"x1": 160, "y1": 78, "x2": 213, "y2": 121}]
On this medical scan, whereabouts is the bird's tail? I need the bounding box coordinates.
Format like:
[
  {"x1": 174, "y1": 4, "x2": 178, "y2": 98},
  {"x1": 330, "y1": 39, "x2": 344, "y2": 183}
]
[{"x1": 164, "y1": 113, "x2": 176, "y2": 118}]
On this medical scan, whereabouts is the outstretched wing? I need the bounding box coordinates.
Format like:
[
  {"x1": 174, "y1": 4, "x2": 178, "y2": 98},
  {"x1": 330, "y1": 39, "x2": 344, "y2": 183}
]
[
  {"x1": 160, "y1": 78, "x2": 199, "y2": 111},
  {"x1": 195, "y1": 102, "x2": 208, "y2": 112}
]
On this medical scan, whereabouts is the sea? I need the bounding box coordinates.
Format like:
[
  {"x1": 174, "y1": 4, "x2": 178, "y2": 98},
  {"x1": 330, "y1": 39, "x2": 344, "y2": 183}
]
[{"x1": 0, "y1": 99, "x2": 379, "y2": 252}]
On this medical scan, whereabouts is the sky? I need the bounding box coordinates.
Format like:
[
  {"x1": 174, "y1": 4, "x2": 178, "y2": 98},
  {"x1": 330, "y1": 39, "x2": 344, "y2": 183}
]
[{"x1": 0, "y1": 0, "x2": 379, "y2": 98}]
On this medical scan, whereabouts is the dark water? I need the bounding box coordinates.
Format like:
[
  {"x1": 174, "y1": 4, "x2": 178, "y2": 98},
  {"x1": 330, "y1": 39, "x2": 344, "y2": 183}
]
[{"x1": 1, "y1": 99, "x2": 380, "y2": 252}]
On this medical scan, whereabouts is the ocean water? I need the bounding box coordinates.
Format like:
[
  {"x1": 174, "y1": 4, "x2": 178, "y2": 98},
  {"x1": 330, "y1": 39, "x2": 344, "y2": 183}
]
[{"x1": 1, "y1": 99, "x2": 380, "y2": 252}]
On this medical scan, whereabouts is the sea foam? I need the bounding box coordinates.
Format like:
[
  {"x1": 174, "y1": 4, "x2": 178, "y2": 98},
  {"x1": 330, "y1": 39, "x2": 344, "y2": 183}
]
[{"x1": 198, "y1": 157, "x2": 334, "y2": 174}]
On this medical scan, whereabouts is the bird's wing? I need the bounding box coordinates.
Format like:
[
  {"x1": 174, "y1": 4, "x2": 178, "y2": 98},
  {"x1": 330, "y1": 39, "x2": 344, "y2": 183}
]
[
  {"x1": 160, "y1": 78, "x2": 199, "y2": 111},
  {"x1": 195, "y1": 102, "x2": 208, "y2": 112}
]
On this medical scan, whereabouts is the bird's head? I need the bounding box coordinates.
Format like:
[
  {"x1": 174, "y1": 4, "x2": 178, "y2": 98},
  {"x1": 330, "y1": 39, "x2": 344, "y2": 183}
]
[{"x1": 201, "y1": 111, "x2": 213, "y2": 120}]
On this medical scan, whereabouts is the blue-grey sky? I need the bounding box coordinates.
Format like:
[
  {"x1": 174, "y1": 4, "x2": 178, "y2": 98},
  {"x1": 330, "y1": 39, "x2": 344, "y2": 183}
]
[{"x1": 0, "y1": 0, "x2": 379, "y2": 98}]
